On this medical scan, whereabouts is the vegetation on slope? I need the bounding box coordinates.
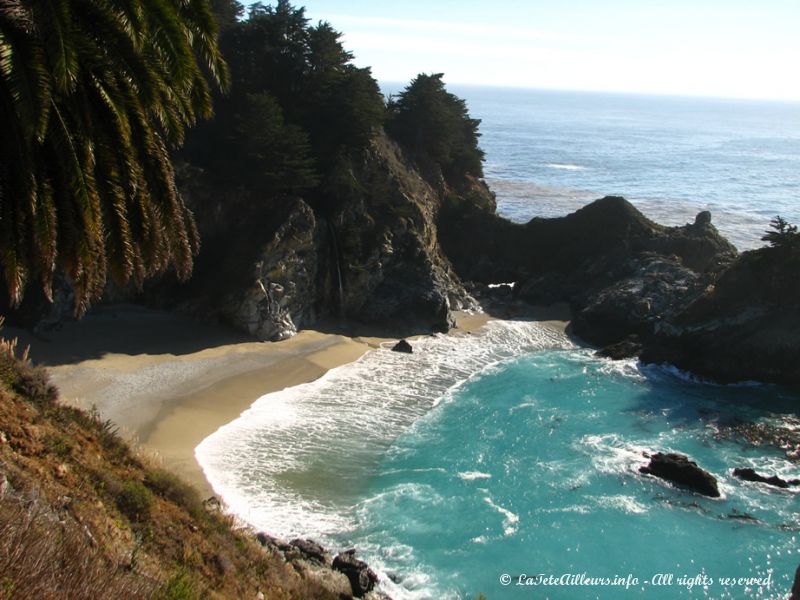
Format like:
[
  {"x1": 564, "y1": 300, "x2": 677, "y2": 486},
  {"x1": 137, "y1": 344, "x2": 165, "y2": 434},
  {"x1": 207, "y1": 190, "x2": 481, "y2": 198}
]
[{"x1": 0, "y1": 323, "x2": 340, "y2": 599}]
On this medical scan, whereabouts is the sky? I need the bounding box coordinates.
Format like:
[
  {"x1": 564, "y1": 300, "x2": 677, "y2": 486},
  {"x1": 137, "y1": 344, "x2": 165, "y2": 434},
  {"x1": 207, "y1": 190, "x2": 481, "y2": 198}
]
[{"x1": 246, "y1": 0, "x2": 800, "y2": 101}]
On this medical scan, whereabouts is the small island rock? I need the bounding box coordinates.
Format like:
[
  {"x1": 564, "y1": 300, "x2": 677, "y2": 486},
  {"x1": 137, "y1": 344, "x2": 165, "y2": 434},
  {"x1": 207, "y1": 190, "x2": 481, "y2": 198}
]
[
  {"x1": 391, "y1": 339, "x2": 413, "y2": 353},
  {"x1": 732, "y1": 467, "x2": 800, "y2": 489},
  {"x1": 639, "y1": 452, "x2": 720, "y2": 498}
]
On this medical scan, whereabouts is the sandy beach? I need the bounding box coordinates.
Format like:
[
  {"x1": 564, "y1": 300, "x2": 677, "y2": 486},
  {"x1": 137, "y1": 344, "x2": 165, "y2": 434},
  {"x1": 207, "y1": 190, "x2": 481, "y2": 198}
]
[{"x1": 6, "y1": 305, "x2": 504, "y2": 496}]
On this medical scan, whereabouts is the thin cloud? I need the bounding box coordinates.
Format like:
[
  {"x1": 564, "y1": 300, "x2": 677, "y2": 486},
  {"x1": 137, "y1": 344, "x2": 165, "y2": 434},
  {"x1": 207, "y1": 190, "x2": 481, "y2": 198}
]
[{"x1": 322, "y1": 14, "x2": 614, "y2": 45}]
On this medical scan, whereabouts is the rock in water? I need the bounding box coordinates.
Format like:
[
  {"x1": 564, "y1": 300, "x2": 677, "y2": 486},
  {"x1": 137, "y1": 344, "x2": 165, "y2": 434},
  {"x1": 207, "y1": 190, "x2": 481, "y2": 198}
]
[
  {"x1": 732, "y1": 467, "x2": 800, "y2": 489},
  {"x1": 639, "y1": 453, "x2": 720, "y2": 498},
  {"x1": 332, "y1": 549, "x2": 378, "y2": 597},
  {"x1": 790, "y1": 564, "x2": 800, "y2": 600},
  {"x1": 391, "y1": 339, "x2": 413, "y2": 353}
]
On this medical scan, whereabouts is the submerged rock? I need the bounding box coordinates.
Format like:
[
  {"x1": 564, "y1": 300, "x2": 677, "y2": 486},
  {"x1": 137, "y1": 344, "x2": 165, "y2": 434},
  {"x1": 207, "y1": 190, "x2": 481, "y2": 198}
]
[
  {"x1": 732, "y1": 468, "x2": 800, "y2": 489},
  {"x1": 391, "y1": 339, "x2": 413, "y2": 353},
  {"x1": 639, "y1": 452, "x2": 720, "y2": 498},
  {"x1": 333, "y1": 549, "x2": 378, "y2": 597},
  {"x1": 597, "y1": 334, "x2": 642, "y2": 360}
]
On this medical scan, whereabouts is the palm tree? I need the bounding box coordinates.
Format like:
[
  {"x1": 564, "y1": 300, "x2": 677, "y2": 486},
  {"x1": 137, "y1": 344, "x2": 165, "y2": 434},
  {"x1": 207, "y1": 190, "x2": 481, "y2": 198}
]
[{"x1": 0, "y1": 0, "x2": 229, "y2": 315}]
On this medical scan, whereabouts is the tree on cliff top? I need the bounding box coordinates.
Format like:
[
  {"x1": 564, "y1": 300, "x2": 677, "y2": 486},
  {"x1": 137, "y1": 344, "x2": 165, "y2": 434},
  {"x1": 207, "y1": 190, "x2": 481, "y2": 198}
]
[
  {"x1": 182, "y1": 0, "x2": 384, "y2": 205},
  {"x1": 0, "y1": 0, "x2": 228, "y2": 315},
  {"x1": 762, "y1": 216, "x2": 799, "y2": 250},
  {"x1": 386, "y1": 73, "x2": 484, "y2": 185}
]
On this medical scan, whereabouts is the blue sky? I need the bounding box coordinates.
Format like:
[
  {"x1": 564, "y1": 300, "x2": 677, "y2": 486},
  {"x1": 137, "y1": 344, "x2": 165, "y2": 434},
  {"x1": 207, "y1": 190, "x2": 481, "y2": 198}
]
[{"x1": 247, "y1": 1, "x2": 800, "y2": 100}]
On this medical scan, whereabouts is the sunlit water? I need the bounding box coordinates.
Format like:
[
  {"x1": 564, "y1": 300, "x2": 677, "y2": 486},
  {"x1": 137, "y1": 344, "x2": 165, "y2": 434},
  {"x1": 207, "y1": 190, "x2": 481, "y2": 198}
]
[
  {"x1": 197, "y1": 322, "x2": 800, "y2": 599},
  {"x1": 384, "y1": 84, "x2": 800, "y2": 250}
]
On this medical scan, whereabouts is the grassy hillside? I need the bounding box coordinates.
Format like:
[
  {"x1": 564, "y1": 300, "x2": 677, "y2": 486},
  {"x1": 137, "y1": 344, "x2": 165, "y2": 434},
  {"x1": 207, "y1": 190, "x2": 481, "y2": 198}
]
[{"x1": 0, "y1": 330, "x2": 342, "y2": 600}]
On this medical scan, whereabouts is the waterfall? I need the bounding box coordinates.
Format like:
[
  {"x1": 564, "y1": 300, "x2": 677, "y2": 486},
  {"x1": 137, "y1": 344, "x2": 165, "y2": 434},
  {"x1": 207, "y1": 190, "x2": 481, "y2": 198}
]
[{"x1": 326, "y1": 220, "x2": 346, "y2": 320}]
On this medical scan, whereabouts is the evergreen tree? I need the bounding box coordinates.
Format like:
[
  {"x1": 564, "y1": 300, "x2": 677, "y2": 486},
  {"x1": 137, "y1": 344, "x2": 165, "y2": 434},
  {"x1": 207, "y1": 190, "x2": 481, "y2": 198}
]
[
  {"x1": 0, "y1": 0, "x2": 228, "y2": 314},
  {"x1": 386, "y1": 73, "x2": 484, "y2": 184},
  {"x1": 182, "y1": 1, "x2": 384, "y2": 206},
  {"x1": 762, "y1": 216, "x2": 799, "y2": 250}
]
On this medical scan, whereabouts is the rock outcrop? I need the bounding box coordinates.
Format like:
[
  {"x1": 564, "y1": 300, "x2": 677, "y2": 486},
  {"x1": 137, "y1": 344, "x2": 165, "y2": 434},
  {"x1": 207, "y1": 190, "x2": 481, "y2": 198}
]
[
  {"x1": 333, "y1": 549, "x2": 379, "y2": 597},
  {"x1": 219, "y1": 199, "x2": 319, "y2": 341},
  {"x1": 732, "y1": 468, "x2": 800, "y2": 489},
  {"x1": 440, "y1": 195, "x2": 737, "y2": 348},
  {"x1": 640, "y1": 243, "x2": 800, "y2": 384},
  {"x1": 164, "y1": 133, "x2": 481, "y2": 339},
  {"x1": 391, "y1": 339, "x2": 413, "y2": 353},
  {"x1": 639, "y1": 452, "x2": 720, "y2": 498},
  {"x1": 255, "y1": 536, "x2": 384, "y2": 598},
  {"x1": 329, "y1": 133, "x2": 479, "y2": 332}
]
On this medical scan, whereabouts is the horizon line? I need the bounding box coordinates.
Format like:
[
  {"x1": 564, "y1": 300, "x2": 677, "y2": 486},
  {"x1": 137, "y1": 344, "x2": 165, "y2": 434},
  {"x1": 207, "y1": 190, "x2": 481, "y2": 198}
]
[{"x1": 377, "y1": 79, "x2": 800, "y2": 104}]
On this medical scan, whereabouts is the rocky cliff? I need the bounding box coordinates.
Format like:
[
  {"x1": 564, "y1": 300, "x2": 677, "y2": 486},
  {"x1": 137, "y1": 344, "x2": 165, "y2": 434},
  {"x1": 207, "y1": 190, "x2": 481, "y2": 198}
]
[
  {"x1": 441, "y1": 193, "x2": 799, "y2": 385},
  {"x1": 168, "y1": 131, "x2": 482, "y2": 340},
  {"x1": 640, "y1": 243, "x2": 800, "y2": 384},
  {"x1": 440, "y1": 195, "x2": 737, "y2": 339},
  {"x1": 7, "y1": 128, "x2": 796, "y2": 384}
]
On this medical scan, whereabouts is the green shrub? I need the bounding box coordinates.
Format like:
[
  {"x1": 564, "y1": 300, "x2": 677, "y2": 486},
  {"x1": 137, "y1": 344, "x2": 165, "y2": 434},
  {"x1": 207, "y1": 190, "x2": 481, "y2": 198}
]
[
  {"x1": 46, "y1": 435, "x2": 73, "y2": 459},
  {"x1": 115, "y1": 480, "x2": 153, "y2": 522},
  {"x1": 144, "y1": 469, "x2": 204, "y2": 520},
  {"x1": 157, "y1": 568, "x2": 198, "y2": 600}
]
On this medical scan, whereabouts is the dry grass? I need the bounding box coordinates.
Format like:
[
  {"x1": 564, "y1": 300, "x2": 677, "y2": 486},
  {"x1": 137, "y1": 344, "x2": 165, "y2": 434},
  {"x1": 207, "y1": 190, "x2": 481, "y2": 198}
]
[
  {"x1": 0, "y1": 490, "x2": 155, "y2": 599},
  {"x1": 0, "y1": 325, "x2": 345, "y2": 600}
]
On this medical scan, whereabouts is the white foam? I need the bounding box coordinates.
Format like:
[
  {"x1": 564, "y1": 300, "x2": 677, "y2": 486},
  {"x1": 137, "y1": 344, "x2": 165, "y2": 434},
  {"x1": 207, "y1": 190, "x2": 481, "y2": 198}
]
[
  {"x1": 578, "y1": 433, "x2": 651, "y2": 476},
  {"x1": 458, "y1": 471, "x2": 492, "y2": 481},
  {"x1": 640, "y1": 362, "x2": 764, "y2": 387},
  {"x1": 594, "y1": 494, "x2": 649, "y2": 514},
  {"x1": 195, "y1": 320, "x2": 573, "y2": 540},
  {"x1": 544, "y1": 162, "x2": 588, "y2": 171},
  {"x1": 484, "y1": 496, "x2": 520, "y2": 536}
]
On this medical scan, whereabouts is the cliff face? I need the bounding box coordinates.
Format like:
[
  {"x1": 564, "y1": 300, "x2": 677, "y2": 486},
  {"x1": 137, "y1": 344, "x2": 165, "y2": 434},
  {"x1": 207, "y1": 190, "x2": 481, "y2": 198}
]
[
  {"x1": 440, "y1": 196, "x2": 738, "y2": 342},
  {"x1": 330, "y1": 133, "x2": 479, "y2": 331},
  {"x1": 441, "y1": 193, "x2": 799, "y2": 385},
  {"x1": 171, "y1": 131, "x2": 481, "y2": 339},
  {"x1": 641, "y1": 245, "x2": 800, "y2": 384}
]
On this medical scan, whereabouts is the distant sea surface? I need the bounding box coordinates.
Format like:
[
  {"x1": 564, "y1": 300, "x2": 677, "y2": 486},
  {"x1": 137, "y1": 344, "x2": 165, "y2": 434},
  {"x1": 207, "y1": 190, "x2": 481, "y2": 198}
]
[{"x1": 384, "y1": 84, "x2": 800, "y2": 250}]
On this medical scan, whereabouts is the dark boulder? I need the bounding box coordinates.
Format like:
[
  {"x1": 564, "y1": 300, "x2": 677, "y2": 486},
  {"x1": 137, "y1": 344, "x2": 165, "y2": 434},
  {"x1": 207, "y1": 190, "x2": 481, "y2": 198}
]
[
  {"x1": 694, "y1": 211, "x2": 712, "y2": 227},
  {"x1": 332, "y1": 549, "x2": 378, "y2": 597},
  {"x1": 572, "y1": 253, "x2": 704, "y2": 347},
  {"x1": 391, "y1": 339, "x2": 413, "y2": 353},
  {"x1": 255, "y1": 531, "x2": 291, "y2": 552},
  {"x1": 641, "y1": 243, "x2": 800, "y2": 384},
  {"x1": 639, "y1": 453, "x2": 720, "y2": 498},
  {"x1": 289, "y1": 538, "x2": 331, "y2": 565},
  {"x1": 597, "y1": 335, "x2": 643, "y2": 360},
  {"x1": 732, "y1": 468, "x2": 800, "y2": 489}
]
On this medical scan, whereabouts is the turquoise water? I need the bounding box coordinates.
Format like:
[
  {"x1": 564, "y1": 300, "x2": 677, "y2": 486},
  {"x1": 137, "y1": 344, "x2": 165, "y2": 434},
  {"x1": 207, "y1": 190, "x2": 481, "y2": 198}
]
[
  {"x1": 196, "y1": 322, "x2": 800, "y2": 599},
  {"x1": 347, "y1": 350, "x2": 799, "y2": 599}
]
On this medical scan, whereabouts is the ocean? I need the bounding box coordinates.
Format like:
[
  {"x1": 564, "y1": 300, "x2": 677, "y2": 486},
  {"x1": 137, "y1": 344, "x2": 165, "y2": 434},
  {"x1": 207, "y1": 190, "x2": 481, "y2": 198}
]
[
  {"x1": 196, "y1": 88, "x2": 800, "y2": 599},
  {"x1": 391, "y1": 84, "x2": 800, "y2": 250}
]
